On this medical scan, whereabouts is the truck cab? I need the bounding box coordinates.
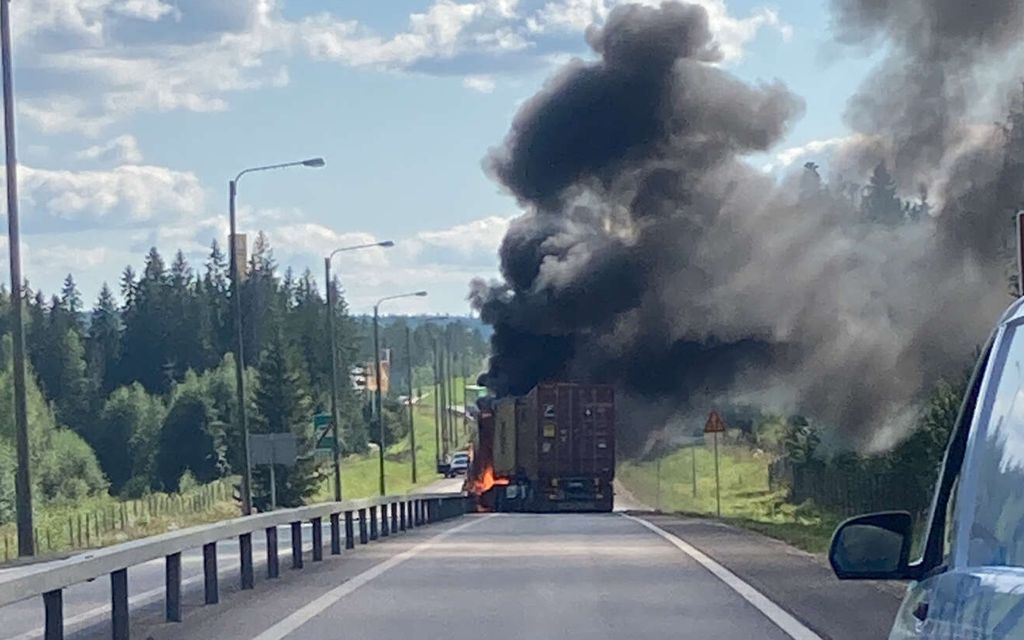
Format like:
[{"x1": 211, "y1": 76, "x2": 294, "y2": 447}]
[{"x1": 830, "y1": 296, "x2": 1024, "y2": 638}]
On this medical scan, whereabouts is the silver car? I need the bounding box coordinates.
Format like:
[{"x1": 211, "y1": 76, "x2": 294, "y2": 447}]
[
  {"x1": 446, "y1": 452, "x2": 470, "y2": 478},
  {"x1": 830, "y1": 296, "x2": 1024, "y2": 638}
]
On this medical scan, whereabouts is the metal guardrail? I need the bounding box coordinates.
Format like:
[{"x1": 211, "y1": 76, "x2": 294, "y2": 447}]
[{"x1": 0, "y1": 492, "x2": 469, "y2": 640}]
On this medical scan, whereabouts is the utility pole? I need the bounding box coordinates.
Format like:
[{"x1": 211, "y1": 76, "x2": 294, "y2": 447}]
[
  {"x1": 374, "y1": 305, "x2": 385, "y2": 493},
  {"x1": 432, "y1": 337, "x2": 441, "y2": 469},
  {"x1": 405, "y1": 326, "x2": 417, "y2": 484},
  {"x1": 1, "y1": 0, "x2": 34, "y2": 557},
  {"x1": 325, "y1": 261, "x2": 342, "y2": 501}
]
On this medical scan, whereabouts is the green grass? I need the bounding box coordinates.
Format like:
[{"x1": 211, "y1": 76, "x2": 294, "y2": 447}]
[
  {"x1": 319, "y1": 389, "x2": 471, "y2": 501},
  {"x1": 0, "y1": 479, "x2": 239, "y2": 564},
  {"x1": 617, "y1": 443, "x2": 842, "y2": 554}
]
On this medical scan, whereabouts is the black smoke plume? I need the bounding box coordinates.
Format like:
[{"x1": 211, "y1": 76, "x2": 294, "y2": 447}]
[{"x1": 471, "y1": 1, "x2": 1024, "y2": 453}]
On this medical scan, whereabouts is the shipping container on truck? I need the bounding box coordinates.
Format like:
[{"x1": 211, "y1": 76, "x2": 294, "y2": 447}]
[{"x1": 517, "y1": 383, "x2": 615, "y2": 512}]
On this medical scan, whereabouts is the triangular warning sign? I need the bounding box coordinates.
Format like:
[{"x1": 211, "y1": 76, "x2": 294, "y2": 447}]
[{"x1": 704, "y1": 410, "x2": 727, "y2": 434}]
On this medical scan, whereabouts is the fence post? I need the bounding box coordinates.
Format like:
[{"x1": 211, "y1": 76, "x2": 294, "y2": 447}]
[
  {"x1": 240, "y1": 533, "x2": 254, "y2": 590},
  {"x1": 290, "y1": 522, "x2": 303, "y2": 569},
  {"x1": 43, "y1": 589, "x2": 63, "y2": 640},
  {"x1": 111, "y1": 569, "x2": 129, "y2": 640},
  {"x1": 203, "y1": 542, "x2": 218, "y2": 605},
  {"x1": 165, "y1": 553, "x2": 182, "y2": 622}
]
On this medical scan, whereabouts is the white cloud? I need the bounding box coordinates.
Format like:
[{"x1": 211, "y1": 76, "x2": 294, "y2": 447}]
[
  {"x1": 15, "y1": 164, "x2": 203, "y2": 225},
  {"x1": 19, "y1": 97, "x2": 116, "y2": 137},
  {"x1": 412, "y1": 214, "x2": 512, "y2": 258},
  {"x1": 526, "y1": 0, "x2": 790, "y2": 61},
  {"x1": 463, "y1": 74, "x2": 497, "y2": 93},
  {"x1": 767, "y1": 135, "x2": 866, "y2": 171},
  {"x1": 75, "y1": 134, "x2": 143, "y2": 163},
  {"x1": 13, "y1": 0, "x2": 790, "y2": 135},
  {"x1": 527, "y1": 0, "x2": 607, "y2": 33},
  {"x1": 112, "y1": 0, "x2": 177, "y2": 21}
]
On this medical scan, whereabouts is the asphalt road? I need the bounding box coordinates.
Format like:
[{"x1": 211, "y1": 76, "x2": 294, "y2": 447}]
[
  {"x1": 0, "y1": 486, "x2": 901, "y2": 639},
  {"x1": 138, "y1": 513, "x2": 808, "y2": 640}
]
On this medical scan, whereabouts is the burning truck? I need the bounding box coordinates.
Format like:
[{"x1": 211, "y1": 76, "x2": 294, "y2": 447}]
[{"x1": 464, "y1": 383, "x2": 616, "y2": 512}]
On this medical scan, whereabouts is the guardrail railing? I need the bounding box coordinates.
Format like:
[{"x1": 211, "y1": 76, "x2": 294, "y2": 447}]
[{"x1": 0, "y1": 492, "x2": 469, "y2": 640}]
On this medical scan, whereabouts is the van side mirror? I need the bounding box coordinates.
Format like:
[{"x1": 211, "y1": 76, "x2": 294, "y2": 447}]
[{"x1": 829, "y1": 511, "x2": 913, "y2": 580}]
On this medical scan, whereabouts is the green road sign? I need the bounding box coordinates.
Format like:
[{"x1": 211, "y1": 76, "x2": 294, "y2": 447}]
[{"x1": 314, "y1": 413, "x2": 334, "y2": 452}]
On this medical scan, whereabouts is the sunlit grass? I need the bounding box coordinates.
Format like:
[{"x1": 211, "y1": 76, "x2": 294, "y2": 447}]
[{"x1": 618, "y1": 443, "x2": 842, "y2": 554}]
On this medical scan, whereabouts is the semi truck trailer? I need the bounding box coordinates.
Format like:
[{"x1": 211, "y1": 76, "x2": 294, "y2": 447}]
[{"x1": 467, "y1": 382, "x2": 616, "y2": 512}]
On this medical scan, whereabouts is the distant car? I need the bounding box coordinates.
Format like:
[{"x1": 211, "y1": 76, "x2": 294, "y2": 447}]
[
  {"x1": 829, "y1": 296, "x2": 1024, "y2": 638},
  {"x1": 446, "y1": 452, "x2": 470, "y2": 478}
]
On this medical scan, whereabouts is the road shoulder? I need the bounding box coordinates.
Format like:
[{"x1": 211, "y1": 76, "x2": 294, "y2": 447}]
[{"x1": 632, "y1": 513, "x2": 903, "y2": 640}]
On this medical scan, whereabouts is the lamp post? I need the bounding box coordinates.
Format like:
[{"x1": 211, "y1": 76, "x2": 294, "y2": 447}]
[
  {"x1": 324, "y1": 240, "x2": 394, "y2": 501},
  {"x1": 373, "y1": 291, "x2": 428, "y2": 495},
  {"x1": 1, "y1": 0, "x2": 33, "y2": 557},
  {"x1": 230, "y1": 157, "x2": 324, "y2": 516},
  {"x1": 405, "y1": 325, "x2": 417, "y2": 484}
]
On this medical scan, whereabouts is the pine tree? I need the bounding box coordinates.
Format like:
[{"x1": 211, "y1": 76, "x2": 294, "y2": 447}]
[
  {"x1": 861, "y1": 162, "x2": 904, "y2": 225},
  {"x1": 251, "y1": 331, "x2": 322, "y2": 509},
  {"x1": 54, "y1": 329, "x2": 93, "y2": 435},
  {"x1": 87, "y1": 283, "x2": 121, "y2": 396},
  {"x1": 120, "y1": 248, "x2": 175, "y2": 392}
]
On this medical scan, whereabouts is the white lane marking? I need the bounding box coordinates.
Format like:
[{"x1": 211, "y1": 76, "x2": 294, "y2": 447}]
[
  {"x1": 622, "y1": 514, "x2": 823, "y2": 640},
  {"x1": 252, "y1": 516, "x2": 493, "y2": 640}
]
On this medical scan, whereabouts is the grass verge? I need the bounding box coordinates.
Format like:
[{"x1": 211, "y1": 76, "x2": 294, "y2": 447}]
[{"x1": 617, "y1": 443, "x2": 842, "y2": 554}]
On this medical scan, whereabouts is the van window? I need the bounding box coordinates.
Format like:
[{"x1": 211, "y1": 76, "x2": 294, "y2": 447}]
[{"x1": 966, "y1": 324, "x2": 1024, "y2": 567}]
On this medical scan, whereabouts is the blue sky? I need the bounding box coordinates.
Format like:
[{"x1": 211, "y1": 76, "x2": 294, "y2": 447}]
[{"x1": 4, "y1": 0, "x2": 879, "y2": 314}]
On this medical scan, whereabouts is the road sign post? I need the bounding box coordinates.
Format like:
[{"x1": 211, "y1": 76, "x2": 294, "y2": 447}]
[
  {"x1": 704, "y1": 410, "x2": 727, "y2": 518},
  {"x1": 655, "y1": 456, "x2": 662, "y2": 512},
  {"x1": 691, "y1": 444, "x2": 697, "y2": 498},
  {"x1": 250, "y1": 434, "x2": 298, "y2": 511}
]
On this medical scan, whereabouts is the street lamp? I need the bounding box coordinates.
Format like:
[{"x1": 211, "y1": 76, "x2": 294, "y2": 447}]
[
  {"x1": 324, "y1": 240, "x2": 395, "y2": 502},
  {"x1": 373, "y1": 291, "x2": 428, "y2": 496},
  {"x1": 229, "y1": 156, "x2": 324, "y2": 516}
]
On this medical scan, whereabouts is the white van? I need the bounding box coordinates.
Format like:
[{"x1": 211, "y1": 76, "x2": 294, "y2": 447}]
[{"x1": 830, "y1": 296, "x2": 1024, "y2": 638}]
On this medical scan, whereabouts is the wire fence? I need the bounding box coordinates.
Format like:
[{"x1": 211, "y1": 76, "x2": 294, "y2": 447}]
[
  {"x1": 768, "y1": 458, "x2": 930, "y2": 520},
  {"x1": 1, "y1": 479, "x2": 234, "y2": 563}
]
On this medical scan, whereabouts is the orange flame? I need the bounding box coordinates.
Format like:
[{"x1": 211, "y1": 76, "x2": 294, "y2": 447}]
[{"x1": 467, "y1": 462, "x2": 510, "y2": 496}]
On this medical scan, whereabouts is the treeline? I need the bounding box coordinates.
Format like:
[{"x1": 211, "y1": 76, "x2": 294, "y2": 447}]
[{"x1": 0, "y1": 233, "x2": 486, "y2": 519}]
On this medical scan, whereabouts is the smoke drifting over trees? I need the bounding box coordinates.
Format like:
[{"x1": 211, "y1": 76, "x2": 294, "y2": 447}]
[{"x1": 471, "y1": 1, "x2": 1024, "y2": 453}]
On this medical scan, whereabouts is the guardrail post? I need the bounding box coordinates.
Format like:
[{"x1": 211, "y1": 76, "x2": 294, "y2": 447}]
[
  {"x1": 381, "y1": 504, "x2": 390, "y2": 538},
  {"x1": 399, "y1": 501, "x2": 406, "y2": 531},
  {"x1": 346, "y1": 510, "x2": 357, "y2": 548},
  {"x1": 330, "y1": 513, "x2": 342, "y2": 555},
  {"x1": 240, "y1": 533, "x2": 254, "y2": 590},
  {"x1": 311, "y1": 517, "x2": 323, "y2": 561},
  {"x1": 166, "y1": 552, "x2": 182, "y2": 622},
  {"x1": 266, "y1": 527, "x2": 280, "y2": 579},
  {"x1": 203, "y1": 542, "x2": 219, "y2": 605},
  {"x1": 43, "y1": 589, "x2": 63, "y2": 640},
  {"x1": 291, "y1": 521, "x2": 303, "y2": 569},
  {"x1": 408, "y1": 501, "x2": 415, "y2": 528},
  {"x1": 391, "y1": 502, "x2": 399, "y2": 532},
  {"x1": 111, "y1": 568, "x2": 129, "y2": 640},
  {"x1": 358, "y1": 509, "x2": 368, "y2": 544},
  {"x1": 369, "y1": 507, "x2": 379, "y2": 540}
]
